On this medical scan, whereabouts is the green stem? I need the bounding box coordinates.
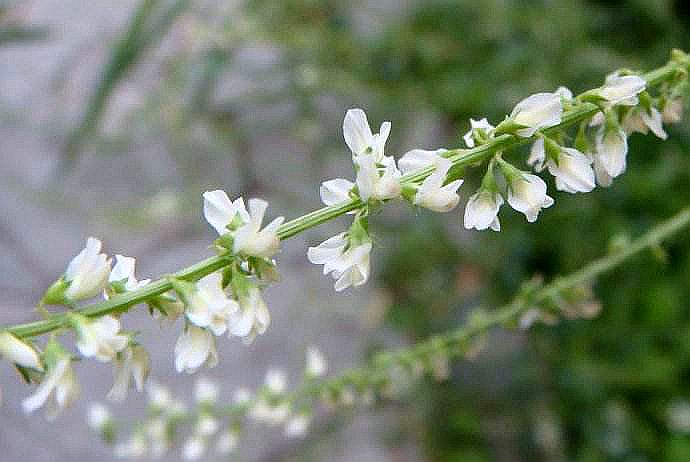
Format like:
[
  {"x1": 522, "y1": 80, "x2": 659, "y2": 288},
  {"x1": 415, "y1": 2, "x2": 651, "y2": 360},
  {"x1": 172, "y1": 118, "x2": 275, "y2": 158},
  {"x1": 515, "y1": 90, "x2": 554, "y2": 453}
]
[
  {"x1": 5, "y1": 55, "x2": 689, "y2": 339},
  {"x1": 212, "y1": 206, "x2": 690, "y2": 416}
]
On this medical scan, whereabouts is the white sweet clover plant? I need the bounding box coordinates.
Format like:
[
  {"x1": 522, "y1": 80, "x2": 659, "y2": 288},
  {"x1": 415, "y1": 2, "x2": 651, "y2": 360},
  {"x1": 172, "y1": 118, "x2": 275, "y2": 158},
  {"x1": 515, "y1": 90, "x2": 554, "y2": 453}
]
[{"x1": 0, "y1": 50, "x2": 689, "y2": 456}]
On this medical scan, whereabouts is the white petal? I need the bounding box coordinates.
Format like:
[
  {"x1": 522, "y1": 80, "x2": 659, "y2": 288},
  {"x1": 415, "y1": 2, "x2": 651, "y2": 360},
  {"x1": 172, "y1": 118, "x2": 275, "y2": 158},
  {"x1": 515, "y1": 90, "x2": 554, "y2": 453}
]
[{"x1": 343, "y1": 108, "x2": 373, "y2": 156}]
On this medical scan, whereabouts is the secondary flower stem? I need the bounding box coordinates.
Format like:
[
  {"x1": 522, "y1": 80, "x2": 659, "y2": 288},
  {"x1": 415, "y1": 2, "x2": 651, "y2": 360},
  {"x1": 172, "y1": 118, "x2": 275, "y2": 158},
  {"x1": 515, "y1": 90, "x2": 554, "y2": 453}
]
[
  {"x1": 5, "y1": 57, "x2": 688, "y2": 339},
  {"x1": 282, "y1": 205, "x2": 690, "y2": 409}
]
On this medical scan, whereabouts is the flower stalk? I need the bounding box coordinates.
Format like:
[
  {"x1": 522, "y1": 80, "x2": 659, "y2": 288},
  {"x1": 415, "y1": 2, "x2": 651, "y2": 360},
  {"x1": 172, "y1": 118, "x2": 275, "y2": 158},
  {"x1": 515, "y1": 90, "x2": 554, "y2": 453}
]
[{"x1": 3, "y1": 51, "x2": 689, "y2": 343}]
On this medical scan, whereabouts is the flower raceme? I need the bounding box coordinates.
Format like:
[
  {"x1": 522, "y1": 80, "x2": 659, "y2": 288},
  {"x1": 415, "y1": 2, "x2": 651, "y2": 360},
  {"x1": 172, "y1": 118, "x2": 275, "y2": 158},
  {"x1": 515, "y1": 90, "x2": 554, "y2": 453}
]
[{"x1": 3, "y1": 54, "x2": 686, "y2": 425}]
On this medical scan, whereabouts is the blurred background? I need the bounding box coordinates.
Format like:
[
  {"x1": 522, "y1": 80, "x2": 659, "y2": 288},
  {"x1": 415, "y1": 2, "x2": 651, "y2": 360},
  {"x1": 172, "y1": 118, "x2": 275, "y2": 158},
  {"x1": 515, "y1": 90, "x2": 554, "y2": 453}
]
[{"x1": 1, "y1": 0, "x2": 690, "y2": 460}]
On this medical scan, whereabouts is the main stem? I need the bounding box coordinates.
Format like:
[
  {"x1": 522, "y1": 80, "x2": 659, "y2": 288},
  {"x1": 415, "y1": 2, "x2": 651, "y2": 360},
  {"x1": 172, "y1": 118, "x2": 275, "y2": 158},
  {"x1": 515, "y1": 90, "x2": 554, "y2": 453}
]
[{"x1": 5, "y1": 57, "x2": 688, "y2": 339}]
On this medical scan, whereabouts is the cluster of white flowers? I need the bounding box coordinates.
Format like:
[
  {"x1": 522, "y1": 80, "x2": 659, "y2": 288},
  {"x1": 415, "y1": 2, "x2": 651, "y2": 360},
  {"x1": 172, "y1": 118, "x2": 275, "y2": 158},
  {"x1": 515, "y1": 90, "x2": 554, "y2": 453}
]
[
  {"x1": 11, "y1": 188, "x2": 284, "y2": 418},
  {"x1": 100, "y1": 347, "x2": 328, "y2": 460},
  {"x1": 173, "y1": 192, "x2": 283, "y2": 374},
  {"x1": 0, "y1": 56, "x2": 685, "y2": 434},
  {"x1": 308, "y1": 70, "x2": 685, "y2": 290}
]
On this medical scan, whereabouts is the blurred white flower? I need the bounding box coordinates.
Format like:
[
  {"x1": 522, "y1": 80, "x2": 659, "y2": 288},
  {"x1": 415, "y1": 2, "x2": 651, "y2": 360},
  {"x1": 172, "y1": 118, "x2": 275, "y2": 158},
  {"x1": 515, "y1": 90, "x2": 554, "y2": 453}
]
[
  {"x1": 624, "y1": 107, "x2": 667, "y2": 139},
  {"x1": 175, "y1": 325, "x2": 218, "y2": 374},
  {"x1": 73, "y1": 314, "x2": 129, "y2": 363},
  {"x1": 233, "y1": 388, "x2": 252, "y2": 405},
  {"x1": 182, "y1": 435, "x2": 206, "y2": 461},
  {"x1": 215, "y1": 428, "x2": 240, "y2": 455},
  {"x1": 307, "y1": 232, "x2": 372, "y2": 292},
  {"x1": 597, "y1": 73, "x2": 645, "y2": 106},
  {"x1": 202, "y1": 190, "x2": 249, "y2": 235},
  {"x1": 114, "y1": 432, "x2": 147, "y2": 459},
  {"x1": 0, "y1": 331, "x2": 43, "y2": 371},
  {"x1": 194, "y1": 376, "x2": 220, "y2": 404},
  {"x1": 195, "y1": 414, "x2": 220, "y2": 438},
  {"x1": 265, "y1": 368, "x2": 287, "y2": 394},
  {"x1": 306, "y1": 345, "x2": 328, "y2": 378},
  {"x1": 87, "y1": 402, "x2": 111, "y2": 431},
  {"x1": 413, "y1": 157, "x2": 463, "y2": 212},
  {"x1": 464, "y1": 190, "x2": 503, "y2": 232},
  {"x1": 662, "y1": 98, "x2": 684, "y2": 124},
  {"x1": 233, "y1": 198, "x2": 285, "y2": 258},
  {"x1": 509, "y1": 92, "x2": 563, "y2": 137},
  {"x1": 22, "y1": 358, "x2": 80, "y2": 419},
  {"x1": 284, "y1": 413, "x2": 311, "y2": 438},
  {"x1": 108, "y1": 345, "x2": 150, "y2": 402}
]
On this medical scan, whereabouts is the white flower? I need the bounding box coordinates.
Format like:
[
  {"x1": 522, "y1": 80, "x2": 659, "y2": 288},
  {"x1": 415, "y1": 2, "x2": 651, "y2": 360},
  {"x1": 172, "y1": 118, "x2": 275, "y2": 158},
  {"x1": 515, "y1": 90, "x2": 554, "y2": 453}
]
[
  {"x1": 215, "y1": 428, "x2": 239, "y2": 455},
  {"x1": 114, "y1": 432, "x2": 148, "y2": 459},
  {"x1": 413, "y1": 157, "x2": 463, "y2": 212},
  {"x1": 355, "y1": 153, "x2": 401, "y2": 201},
  {"x1": 640, "y1": 107, "x2": 668, "y2": 139},
  {"x1": 343, "y1": 108, "x2": 391, "y2": 161},
  {"x1": 195, "y1": 414, "x2": 220, "y2": 437},
  {"x1": 597, "y1": 73, "x2": 646, "y2": 106},
  {"x1": 463, "y1": 118, "x2": 495, "y2": 148},
  {"x1": 555, "y1": 86, "x2": 573, "y2": 99},
  {"x1": 233, "y1": 388, "x2": 252, "y2": 405},
  {"x1": 151, "y1": 292, "x2": 185, "y2": 322},
  {"x1": 64, "y1": 237, "x2": 112, "y2": 301},
  {"x1": 87, "y1": 402, "x2": 111, "y2": 431},
  {"x1": 182, "y1": 435, "x2": 207, "y2": 461},
  {"x1": 662, "y1": 98, "x2": 684, "y2": 124},
  {"x1": 509, "y1": 92, "x2": 563, "y2": 137},
  {"x1": 250, "y1": 400, "x2": 291, "y2": 425},
  {"x1": 265, "y1": 368, "x2": 287, "y2": 394},
  {"x1": 0, "y1": 331, "x2": 43, "y2": 370},
  {"x1": 233, "y1": 198, "x2": 285, "y2": 258},
  {"x1": 146, "y1": 381, "x2": 173, "y2": 408},
  {"x1": 319, "y1": 178, "x2": 355, "y2": 206},
  {"x1": 203, "y1": 190, "x2": 249, "y2": 235},
  {"x1": 594, "y1": 126, "x2": 629, "y2": 182},
  {"x1": 175, "y1": 325, "x2": 218, "y2": 374},
  {"x1": 146, "y1": 417, "x2": 170, "y2": 458},
  {"x1": 306, "y1": 345, "x2": 328, "y2": 378},
  {"x1": 398, "y1": 148, "x2": 448, "y2": 174},
  {"x1": 228, "y1": 287, "x2": 270, "y2": 344},
  {"x1": 108, "y1": 345, "x2": 150, "y2": 402},
  {"x1": 109, "y1": 255, "x2": 150, "y2": 292},
  {"x1": 194, "y1": 376, "x2": 219, "y2": 404},
  {"x1": 527, "y1": 137, "x2": 547, "y2": 172},
  {"x1": 464, "y1": 190, "x2": 503, "y2": 232},
  {"x1": 285, "y1": 413, "x2": 311, "y2": 438},
  {"x1": 185, "y1": 273, "x2": 238, "y2": 336},
  {"x1": 74, "y1": 314, "x2": 129, "y2": 363},
  {"x1": 546, "y1": 147, "x2": 596, "y2": 193},
  {"x1": 307, "y1": 233, "x2": 372, "y2": 292},
  {"x1": 506, "y1": 173, "x2": 554, "y2": 222},
  {"x1": 22, "y1": 358, "x2": 80, "y2": 419}
]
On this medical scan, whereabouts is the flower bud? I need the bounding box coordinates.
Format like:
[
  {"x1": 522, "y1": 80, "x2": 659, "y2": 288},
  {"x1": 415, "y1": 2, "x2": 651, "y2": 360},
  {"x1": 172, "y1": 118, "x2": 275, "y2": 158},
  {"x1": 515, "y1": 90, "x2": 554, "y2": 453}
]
[{"x1": 0, "y1": 331, "x2": 43, "y2": 371}]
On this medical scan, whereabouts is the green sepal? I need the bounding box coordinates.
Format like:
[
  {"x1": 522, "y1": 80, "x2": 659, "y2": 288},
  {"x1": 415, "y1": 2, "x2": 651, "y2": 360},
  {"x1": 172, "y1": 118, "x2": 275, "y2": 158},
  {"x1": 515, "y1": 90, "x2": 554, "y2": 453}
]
[
  {"x1": 574, "y1": 122, "x2": 590, "y2": 153},
  {"x1": 168, "y1": 277, "x2": 195, "y2": 306},
  {"x1": 400, "y1": 183, "x2": 418, "y2": 203},
  {"x1": 494, "y1": 118, "x2": 527, "y2": 136},
  {"x1": 41, "y1": 277, "x2": 70, "y2": 306}
]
